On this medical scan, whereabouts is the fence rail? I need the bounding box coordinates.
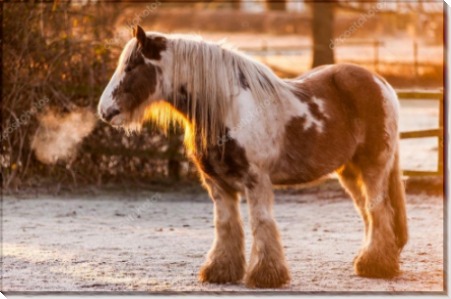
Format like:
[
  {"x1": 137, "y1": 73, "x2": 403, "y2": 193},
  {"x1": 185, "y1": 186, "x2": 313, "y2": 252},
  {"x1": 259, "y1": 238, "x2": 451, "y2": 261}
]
[{"x1": 242, "y1": 39, "x2": 441, "y2": 76}]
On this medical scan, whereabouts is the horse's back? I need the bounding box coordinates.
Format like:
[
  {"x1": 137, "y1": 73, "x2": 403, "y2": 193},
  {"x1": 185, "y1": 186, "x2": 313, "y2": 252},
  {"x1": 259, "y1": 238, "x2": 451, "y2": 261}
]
[
  {"x1": 295, "y1": 63, "x2": 398, "y2": 141},
  {"x1": 299, "y1": 63, "x2": 397, "y2": 111}
]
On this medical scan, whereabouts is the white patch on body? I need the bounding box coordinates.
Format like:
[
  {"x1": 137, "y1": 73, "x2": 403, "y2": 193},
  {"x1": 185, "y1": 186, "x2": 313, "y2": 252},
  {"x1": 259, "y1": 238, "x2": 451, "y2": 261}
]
[
  {"x1": 291, "y1": 101, "x2": 324, "y2": 132},
  {"x1": 312, "y1": 96, "x2": 327, "y2": 116},
  {"x1": 282, "y1": 91, "x2": 328, "y2": 133},
  {"x1": 226, "y1": 87, "x2": 281, "y2": 166},
  {"x1": 225, "y1": 85, "x2": 329, "y2": 168}
]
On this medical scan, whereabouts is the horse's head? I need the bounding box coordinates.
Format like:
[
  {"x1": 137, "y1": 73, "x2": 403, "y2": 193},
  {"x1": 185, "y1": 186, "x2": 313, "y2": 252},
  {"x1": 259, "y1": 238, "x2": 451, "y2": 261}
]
[{"x1": 98, "y1": 26, "x2": 167, "y2": 127}]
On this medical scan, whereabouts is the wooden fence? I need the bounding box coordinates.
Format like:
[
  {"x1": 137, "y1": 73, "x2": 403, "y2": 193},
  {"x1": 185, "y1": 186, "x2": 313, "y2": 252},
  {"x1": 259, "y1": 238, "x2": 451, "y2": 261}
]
[
  {"x1": 398, "y1": 90, "x2": 444, "y2": 177},
  {"x1": 242, "y1": 39, "x2": 441, "y2": 79}
]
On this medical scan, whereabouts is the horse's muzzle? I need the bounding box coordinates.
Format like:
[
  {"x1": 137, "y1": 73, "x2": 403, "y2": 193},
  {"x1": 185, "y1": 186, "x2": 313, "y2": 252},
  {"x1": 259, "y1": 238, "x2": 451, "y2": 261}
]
[{"x1": 101, "y1": 107, "x2": 121, "y2": 122}]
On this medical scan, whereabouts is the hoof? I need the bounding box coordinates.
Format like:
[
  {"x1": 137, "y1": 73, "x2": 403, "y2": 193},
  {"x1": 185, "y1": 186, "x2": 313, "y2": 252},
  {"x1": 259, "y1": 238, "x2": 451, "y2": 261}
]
[
  {"x1": 354, "y1": 248, "x2": 399, "y2": 278},
  {"x1": 245, "y1": 260, "x2": 290, "y2": 288},
  {"x1": 199, "y1": 257, "x2": 245, "y2": 284}
]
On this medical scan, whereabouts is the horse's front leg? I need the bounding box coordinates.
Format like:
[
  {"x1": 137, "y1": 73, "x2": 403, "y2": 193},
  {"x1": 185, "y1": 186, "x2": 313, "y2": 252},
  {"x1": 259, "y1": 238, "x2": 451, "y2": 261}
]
[
  {"x1": 245, "y1": 172, "x2": 290, "y2": 288},
  {"x1": 198, "y1": 179, "x2": 246, "y2": 284}
]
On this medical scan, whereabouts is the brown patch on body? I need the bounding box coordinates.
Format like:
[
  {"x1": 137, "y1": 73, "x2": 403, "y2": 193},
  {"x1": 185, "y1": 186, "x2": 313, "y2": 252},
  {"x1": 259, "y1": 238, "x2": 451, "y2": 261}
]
[
  {"x1": 272, "y1": 64, "x2": 393, "y2": 185},
  {"x1": 192, "y1": 131, "x2": 256, "y2": 195},
  {"x1": 308, "y1": 101, "x2": 327, "y2": 122},
  {"x1": 271, "y1": 71, "x2": 359, "y2": 184}
]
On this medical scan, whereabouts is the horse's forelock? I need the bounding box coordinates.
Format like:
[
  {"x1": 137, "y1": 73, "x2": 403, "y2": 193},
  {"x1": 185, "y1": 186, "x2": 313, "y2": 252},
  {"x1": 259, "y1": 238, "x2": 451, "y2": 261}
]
[{"x1": 118, "y1": 39, "x2": 139, "y2": 70}]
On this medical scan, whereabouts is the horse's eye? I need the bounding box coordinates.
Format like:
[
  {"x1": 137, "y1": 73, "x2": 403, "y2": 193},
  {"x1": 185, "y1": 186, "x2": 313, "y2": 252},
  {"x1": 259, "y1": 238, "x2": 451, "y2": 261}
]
[{"x1": 125, "y1": 65, "x2": 132, "y2": 73}]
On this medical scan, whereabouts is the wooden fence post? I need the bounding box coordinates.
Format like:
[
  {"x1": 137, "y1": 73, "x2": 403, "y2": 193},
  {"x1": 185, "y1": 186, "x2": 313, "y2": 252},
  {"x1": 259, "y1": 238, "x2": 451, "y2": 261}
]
[
  {"x1": 167, "y1": 131, "x2": 183, "y2": 181},
  {"x1": 374, "y1": 39, "x2": 379, "y2": 73},
  {"x1": 413, "y1": 41, "x2": 419, "y2": 83},
  {"x1": 438, "y1": 92, "x2": 444, "y2": 174}
]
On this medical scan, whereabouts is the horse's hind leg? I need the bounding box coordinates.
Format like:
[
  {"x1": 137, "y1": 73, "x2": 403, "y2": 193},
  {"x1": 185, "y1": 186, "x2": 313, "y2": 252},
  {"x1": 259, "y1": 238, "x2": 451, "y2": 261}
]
[
  {"x1": 198, "y1": 179, "x2": 246, "y2": 284},
  {"x1": 353, "y1": 158, "x2": 401, "y2": 278},
  {"x1": 244, "y1": 171, "x2": 290, "y2": 288},
  {"x1": 337, "y1": 163, "x2": 369, "y2": 241},
  {"x1": 387, "y1": 151, "x2": 408, "y2": 250}
]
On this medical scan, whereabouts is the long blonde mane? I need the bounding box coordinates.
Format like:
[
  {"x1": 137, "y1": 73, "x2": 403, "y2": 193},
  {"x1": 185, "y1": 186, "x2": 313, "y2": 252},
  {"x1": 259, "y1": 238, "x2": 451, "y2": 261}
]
[{"x1": 150, "y1": 34, "x2": 293, "y2": 153}]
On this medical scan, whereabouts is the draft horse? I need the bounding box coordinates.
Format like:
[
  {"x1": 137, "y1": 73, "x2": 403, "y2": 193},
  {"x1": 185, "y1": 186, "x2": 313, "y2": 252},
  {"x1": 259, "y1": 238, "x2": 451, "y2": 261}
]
[{"x1": 98, "y1": 26, "x2": 408, "y2": 288}]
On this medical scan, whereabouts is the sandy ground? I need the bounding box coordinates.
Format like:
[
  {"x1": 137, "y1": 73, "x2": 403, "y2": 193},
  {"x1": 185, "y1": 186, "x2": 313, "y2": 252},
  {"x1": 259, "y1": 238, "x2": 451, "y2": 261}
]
[{"x1": 2, "y1": 185, "x2": 444, "y2": 294}]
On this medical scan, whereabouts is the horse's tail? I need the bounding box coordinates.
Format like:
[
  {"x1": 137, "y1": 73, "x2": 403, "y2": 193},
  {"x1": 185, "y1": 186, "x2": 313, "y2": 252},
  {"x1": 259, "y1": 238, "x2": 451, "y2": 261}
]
[{"x1": 388, "y1": 149, "x2": 408, "y2": 250}]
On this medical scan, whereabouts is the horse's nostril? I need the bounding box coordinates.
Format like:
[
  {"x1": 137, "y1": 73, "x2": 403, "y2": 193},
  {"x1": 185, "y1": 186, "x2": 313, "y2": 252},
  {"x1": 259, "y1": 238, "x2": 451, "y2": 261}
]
[{"x1": 103, "y1": 107, "x2": 121, "y2": 122}]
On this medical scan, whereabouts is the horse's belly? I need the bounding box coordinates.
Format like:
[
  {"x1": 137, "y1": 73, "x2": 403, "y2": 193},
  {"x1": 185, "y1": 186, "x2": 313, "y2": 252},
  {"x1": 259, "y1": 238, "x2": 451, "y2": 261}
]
[
  {"x1": 269, "y1": 156, "x2": 339, "y2": 185},
  {"x1": 269, "y1": 116, "x2": 358, "y2": 185}
]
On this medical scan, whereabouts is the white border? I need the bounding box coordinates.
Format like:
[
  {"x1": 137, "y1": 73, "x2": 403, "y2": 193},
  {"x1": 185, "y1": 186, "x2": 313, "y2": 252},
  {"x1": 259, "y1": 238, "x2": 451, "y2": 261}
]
[{"x1": 1, "y1": 3, "x2": 449, "y2": 299}]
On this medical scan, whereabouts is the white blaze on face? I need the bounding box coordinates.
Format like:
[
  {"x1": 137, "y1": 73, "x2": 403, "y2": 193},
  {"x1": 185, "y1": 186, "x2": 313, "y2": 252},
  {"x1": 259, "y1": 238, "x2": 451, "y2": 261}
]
[
  {"x1": 98, "y1": 68, "x2": 125, "y2": 118},
  {"x1": 98, "y1": 39, "x2": 137, "y2": 121}
]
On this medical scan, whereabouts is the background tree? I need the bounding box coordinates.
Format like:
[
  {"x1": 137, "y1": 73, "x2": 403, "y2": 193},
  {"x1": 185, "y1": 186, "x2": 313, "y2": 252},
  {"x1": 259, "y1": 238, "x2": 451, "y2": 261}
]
[
  {"x1": 311, "y1": 1, "x2": 336, "y2": 67},
  {"x1": 266, "y1": 0, "x2": 286, "y2": 11},
  {"x1": 231, "y1": 0, "x2": 241, "y2": 10}
]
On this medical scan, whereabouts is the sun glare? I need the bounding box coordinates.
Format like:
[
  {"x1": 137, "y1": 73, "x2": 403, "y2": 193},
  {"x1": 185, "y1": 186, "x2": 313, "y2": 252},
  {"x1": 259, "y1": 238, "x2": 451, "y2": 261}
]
[{"x1": 144, "y1": 101, "x2": 197, "y2": 153}]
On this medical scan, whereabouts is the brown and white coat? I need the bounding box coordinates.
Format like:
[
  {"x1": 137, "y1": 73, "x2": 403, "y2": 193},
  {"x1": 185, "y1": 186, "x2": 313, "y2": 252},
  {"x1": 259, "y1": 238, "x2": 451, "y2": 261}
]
[{"x1": 98, "y1": 26, "x2": 408, "y2": 288}]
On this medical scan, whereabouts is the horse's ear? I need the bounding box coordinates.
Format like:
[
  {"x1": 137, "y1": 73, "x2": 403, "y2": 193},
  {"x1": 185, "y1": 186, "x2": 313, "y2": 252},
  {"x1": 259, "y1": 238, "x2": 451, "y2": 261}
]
[{"x1": 134, "y1": 25, "x2": 147, "y2": 47}]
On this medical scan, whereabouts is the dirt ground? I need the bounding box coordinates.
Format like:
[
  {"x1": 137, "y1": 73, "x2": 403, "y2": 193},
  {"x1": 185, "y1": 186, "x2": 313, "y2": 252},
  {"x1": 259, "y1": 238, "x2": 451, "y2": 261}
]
[{"x1": 2, "y1": 183, "x2": 444, "y2": 294}]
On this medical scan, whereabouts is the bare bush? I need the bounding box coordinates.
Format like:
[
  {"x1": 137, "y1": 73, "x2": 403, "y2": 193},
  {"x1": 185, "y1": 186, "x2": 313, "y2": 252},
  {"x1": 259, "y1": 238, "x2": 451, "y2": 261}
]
[{"x1": 2, "y1": 3, "x2": 189, "y2": 192}]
